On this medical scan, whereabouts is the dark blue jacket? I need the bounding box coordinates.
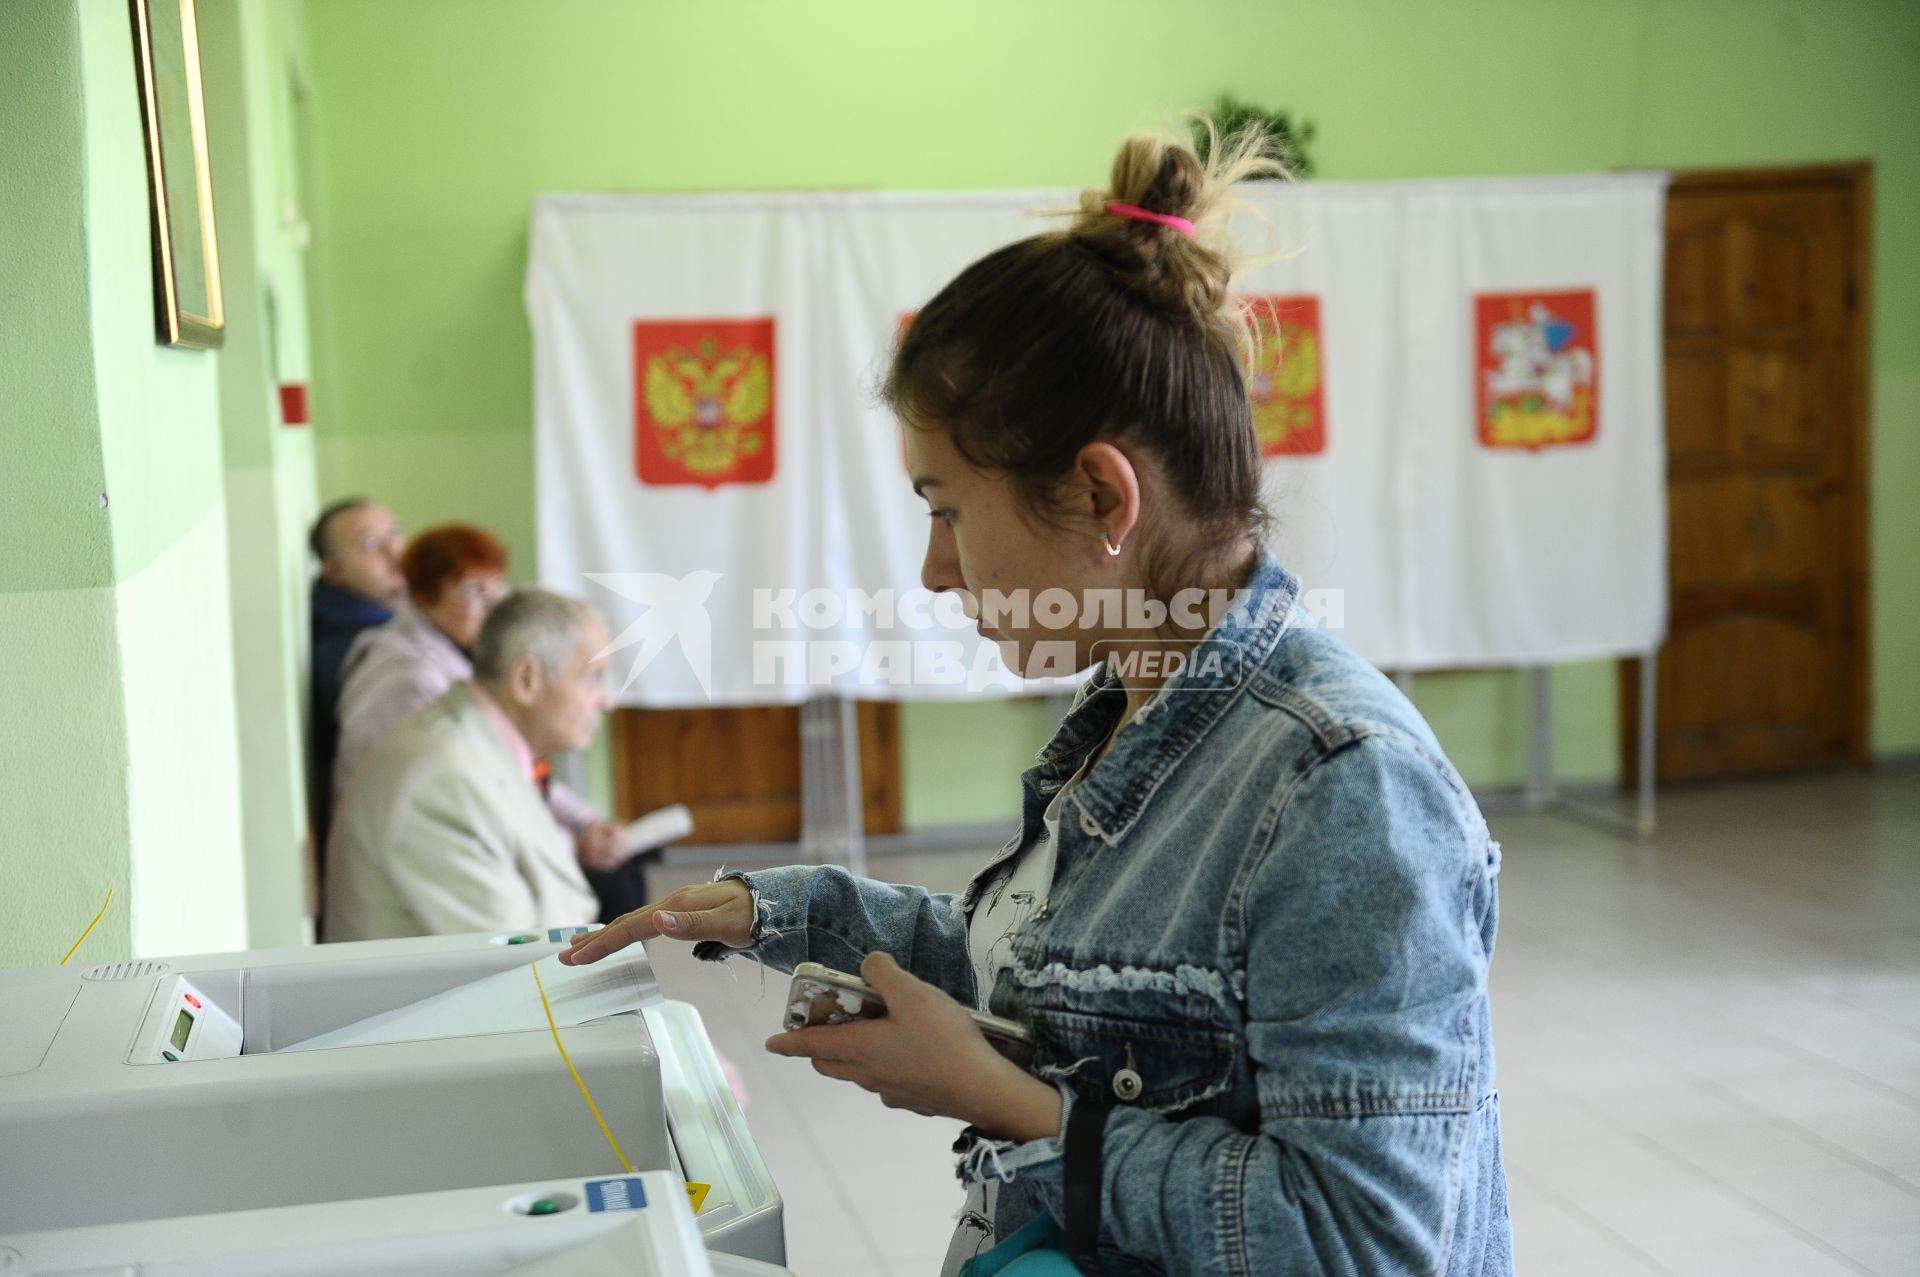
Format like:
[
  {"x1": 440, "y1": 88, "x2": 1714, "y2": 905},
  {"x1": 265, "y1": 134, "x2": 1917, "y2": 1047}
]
[{"x1": 309, "y1": 579, "x2": 393, "y2": 856}]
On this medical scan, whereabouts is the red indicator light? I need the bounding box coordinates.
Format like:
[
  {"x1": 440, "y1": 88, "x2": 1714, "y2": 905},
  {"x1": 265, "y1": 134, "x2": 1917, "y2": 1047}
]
[{"x1": 184, "y1": 994, "x2": 201, "y2": 1009}]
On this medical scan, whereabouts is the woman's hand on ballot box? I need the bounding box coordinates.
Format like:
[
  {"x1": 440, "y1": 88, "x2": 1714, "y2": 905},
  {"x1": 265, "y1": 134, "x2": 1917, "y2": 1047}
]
[
  {"x1": 558, "y1": 878, "x2": 757, "y2": 965},
  {"x1": 559, "y1": 884, "x2": 1060, "y2": 1141}
]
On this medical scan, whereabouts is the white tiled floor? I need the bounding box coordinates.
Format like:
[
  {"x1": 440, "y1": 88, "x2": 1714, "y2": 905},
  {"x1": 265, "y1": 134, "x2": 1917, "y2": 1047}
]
[{"x1": 645, "y1": 769, "x2": 1920, "y2": 1275}]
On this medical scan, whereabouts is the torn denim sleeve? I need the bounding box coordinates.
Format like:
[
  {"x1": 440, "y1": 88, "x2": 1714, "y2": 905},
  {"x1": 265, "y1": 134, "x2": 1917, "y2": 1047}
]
[
  {"x1": 690, "y1": 864, "x2": 977, "y2": 1005},
  {"x1": 953, "y1": 1080, "x2": 1076, "y2": 1189},
  {"x1": 947, "y1": 1044, "x2": 1117, "y2": 1188}
]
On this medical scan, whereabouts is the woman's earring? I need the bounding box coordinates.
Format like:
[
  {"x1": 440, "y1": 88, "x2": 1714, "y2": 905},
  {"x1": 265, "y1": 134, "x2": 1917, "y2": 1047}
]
[{"x1": 1102, "y1": 531, "x2": 1122, "y2": 557}]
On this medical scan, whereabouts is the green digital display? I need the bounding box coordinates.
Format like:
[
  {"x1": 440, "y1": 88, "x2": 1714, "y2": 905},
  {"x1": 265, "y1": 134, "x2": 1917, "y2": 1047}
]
[{"x1": 170, "y1": 1007, "x2": 194, "y2": 1053}]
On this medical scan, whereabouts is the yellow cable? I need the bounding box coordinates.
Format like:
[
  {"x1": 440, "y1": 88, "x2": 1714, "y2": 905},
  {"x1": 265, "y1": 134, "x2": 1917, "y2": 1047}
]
[
  {"x1": 59, "y1": 887, "x2": 114, "y2": 966},
  {"x1": 531, "y1": 958, "x2": 633, "y2": 1174}
]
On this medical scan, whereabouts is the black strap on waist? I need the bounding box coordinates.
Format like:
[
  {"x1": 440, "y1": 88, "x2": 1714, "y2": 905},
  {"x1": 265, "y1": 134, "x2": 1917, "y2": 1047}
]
[{"x1": 1064, "y1": 1097, "x2": 1108, "y2": 1275}]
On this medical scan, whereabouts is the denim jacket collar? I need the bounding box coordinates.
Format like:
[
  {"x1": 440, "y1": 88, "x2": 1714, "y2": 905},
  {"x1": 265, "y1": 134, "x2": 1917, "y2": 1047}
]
[{"x1": 1030, "y1": 550, "x2": 1302, "y2": 846}]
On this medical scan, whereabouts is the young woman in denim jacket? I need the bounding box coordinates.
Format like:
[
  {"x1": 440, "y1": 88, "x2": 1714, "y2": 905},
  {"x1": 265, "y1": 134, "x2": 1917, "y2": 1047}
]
[{"x1": 564, "y1": 127, "x2": 1514, "y2": 1276}]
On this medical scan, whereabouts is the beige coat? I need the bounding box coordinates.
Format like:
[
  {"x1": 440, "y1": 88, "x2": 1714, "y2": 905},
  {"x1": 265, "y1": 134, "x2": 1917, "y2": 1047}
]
[
  {"x1": 333, "y1": 606, "x2": 604, "y2": 830},
  {"x1": 324, "y1": 684, "x2": 599, "y2": 942}
]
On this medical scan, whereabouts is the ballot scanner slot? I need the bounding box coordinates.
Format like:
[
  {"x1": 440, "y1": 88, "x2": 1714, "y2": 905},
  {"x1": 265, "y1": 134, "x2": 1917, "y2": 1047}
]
[
  {"x1": 125, "y1": 944, "x2": 580, "y2": 1063},
  {"x1": 240, "y1": 944, "x2": 568, "y2": 1052}
]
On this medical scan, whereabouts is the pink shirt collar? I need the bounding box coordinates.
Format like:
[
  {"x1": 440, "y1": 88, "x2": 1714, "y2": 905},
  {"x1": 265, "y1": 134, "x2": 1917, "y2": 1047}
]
[{"x1": 469, "y1": 682, "x2": 536, "y2": 781}]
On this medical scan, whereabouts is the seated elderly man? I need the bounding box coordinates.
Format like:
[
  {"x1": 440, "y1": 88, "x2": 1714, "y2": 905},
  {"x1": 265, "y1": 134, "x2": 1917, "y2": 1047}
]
[
  {"x1": 323, "y1": 589, "x2": 613, "y2": 942},
  {"x1": 332, "y1": 524, "x2": 631, "y2": 895}
]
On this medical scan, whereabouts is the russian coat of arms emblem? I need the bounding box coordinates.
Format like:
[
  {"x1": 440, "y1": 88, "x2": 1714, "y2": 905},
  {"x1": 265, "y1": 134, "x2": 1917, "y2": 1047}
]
[
  {"x1": 633, "y1": 319, "x2": 776, "y2": 487},
  {"x1": 1242, "y1": 295, "x2": 1327, "y2": 458}
]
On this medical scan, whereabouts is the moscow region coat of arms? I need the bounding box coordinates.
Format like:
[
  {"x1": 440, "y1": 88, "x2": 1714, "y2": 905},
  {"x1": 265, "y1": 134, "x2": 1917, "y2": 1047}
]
[
  {"x1": 633, "y1": 319, "x2": 777, "y2": 487},
  {"x1": 1475, "y1": 289, "x2": 1599, "y2": 450},
  {"x1": 1241, "y1": 295, "x2": 1327, "y2": 458}
]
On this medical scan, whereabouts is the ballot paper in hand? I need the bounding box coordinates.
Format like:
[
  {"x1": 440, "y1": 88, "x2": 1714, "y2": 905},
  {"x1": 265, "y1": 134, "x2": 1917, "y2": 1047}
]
[
  {"x1": 275, "y1": 950, "x2": 658, "y2": 1053},
  {"x1": 626, "y1": 803, "x2": 693, "y2": 853}
]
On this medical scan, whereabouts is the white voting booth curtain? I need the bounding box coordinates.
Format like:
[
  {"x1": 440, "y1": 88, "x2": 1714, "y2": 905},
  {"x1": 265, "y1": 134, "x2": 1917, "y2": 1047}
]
[
  {"x1": 1228, "y1": 186, "x2": 1407, "y2": 665},
  {"x1": 1399, "y1": 178, "x2": 1669, "y2": 666},
  {"x1": 527, "y1": 175, "x2": 1666, "y2": 707}
]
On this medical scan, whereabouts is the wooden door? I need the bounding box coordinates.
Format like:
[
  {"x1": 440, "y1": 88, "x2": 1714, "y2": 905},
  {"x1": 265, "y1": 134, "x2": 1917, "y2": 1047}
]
[
  {"x1": 1623, "y1": 165, "x2": 1871, "y2": 782},
  {"x1": 611, "y1": 703, "x2": 902, "y2": 844}
]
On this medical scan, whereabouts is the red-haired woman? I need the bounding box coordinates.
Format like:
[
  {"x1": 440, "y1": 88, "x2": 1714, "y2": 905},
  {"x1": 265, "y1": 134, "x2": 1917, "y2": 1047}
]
[{"x1": 333, "y1": 522, "x2": 510, "y2": 799}]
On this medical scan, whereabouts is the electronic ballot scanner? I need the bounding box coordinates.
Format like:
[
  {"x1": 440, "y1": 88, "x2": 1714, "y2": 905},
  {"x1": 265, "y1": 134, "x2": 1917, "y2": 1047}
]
[
  {"x1": 0, "y1": 1170, "x2": 792, "y2": 1276},
  {"x1": 0, "y1": 931, "x2": 784, "y2": 1268}
]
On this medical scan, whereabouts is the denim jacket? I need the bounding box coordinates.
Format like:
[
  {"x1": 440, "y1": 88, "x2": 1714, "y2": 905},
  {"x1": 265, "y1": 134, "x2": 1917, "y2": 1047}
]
[{"x1": 701, "y1": 554, "x2": 1513, "y2": 1276}]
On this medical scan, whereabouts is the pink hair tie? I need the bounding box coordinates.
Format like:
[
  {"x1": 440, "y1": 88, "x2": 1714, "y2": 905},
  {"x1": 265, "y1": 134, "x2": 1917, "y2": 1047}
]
[{"x1": 1104, "y1": 200, "x2": 1195, "y2": 236}]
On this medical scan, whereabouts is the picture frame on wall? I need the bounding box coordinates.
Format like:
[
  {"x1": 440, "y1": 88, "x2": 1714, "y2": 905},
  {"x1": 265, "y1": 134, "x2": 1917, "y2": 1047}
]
[{"x1": 130, "y1": 0, "x2": 224, "y2": 348}]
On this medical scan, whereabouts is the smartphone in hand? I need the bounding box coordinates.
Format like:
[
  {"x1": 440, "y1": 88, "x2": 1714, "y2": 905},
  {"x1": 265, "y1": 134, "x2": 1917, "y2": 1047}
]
[{"x1": 783, "y1": 961, "x2": 1035, "y2": 1067}]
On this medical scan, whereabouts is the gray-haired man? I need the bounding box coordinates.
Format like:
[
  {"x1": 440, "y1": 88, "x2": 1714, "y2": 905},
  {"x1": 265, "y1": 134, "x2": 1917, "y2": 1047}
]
[{"x1": 324, "y1": 590, "x2": 617, "y2": 942}]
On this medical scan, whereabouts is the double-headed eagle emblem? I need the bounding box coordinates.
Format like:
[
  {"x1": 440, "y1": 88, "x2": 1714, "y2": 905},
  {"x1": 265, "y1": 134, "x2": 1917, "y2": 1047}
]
[
  {"x1": 642, "y1": 337, "x2": 771, "y2": 480},
  {"x1": 1243, "y1": 300, "x2": 1325, "y2": 456}
]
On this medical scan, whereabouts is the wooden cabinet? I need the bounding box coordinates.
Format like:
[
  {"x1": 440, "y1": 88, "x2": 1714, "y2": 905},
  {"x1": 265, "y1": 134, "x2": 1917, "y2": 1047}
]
[{"x1": 610, "y1": 703, "x2": 902, "y2": 844}]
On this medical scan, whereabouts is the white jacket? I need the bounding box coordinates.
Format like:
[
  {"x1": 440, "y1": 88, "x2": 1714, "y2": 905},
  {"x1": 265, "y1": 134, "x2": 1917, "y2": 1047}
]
[
  {"x1": 333, "y1": 606, "x2": 601, "y2": 829},
  {"x1": 324, "y1": 684, "x2": 599, "y2": 942}
]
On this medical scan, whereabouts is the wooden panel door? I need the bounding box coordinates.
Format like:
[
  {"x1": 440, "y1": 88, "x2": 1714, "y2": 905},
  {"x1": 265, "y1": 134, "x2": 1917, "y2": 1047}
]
[
  {"x1": 611, "y1": 703, "x2": 902, "y2": 844},
  {"x1": 1624, "y1": 166, "x2": 1871, "y2": 782}
]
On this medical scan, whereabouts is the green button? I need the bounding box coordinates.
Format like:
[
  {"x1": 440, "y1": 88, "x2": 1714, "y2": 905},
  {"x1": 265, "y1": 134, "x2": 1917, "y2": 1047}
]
[
  {"x1": 528, "y1": 1198, "x2": 559, "y2": 1216},
  {"x1": 162, "y1": 1050, "x2": 179, "y2": 1062},
  {"x1": 508, "y1": 935, "x2": 532, "y2": 945}
]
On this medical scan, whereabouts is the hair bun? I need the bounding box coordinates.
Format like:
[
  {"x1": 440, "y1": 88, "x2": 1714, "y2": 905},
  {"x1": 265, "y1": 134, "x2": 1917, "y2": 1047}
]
[
  {"x1": 1068, "y1": 123, "x2": 1286, "y2": 327},
  {"x1": 1110, "y1": 139, "x2": 1208, "y2": 230}
]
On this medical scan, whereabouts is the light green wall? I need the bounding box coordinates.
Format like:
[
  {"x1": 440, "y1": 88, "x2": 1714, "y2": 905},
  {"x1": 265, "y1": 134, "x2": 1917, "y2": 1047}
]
[
  {"x1": 901, "y1": 698, "x2": 1059, "y2": 829},
  {"x1": 202, "y1": 0, "x2": 323, "y2": 947},
  {"x1": 77, "y1": 3, "x2": 229, "y2": 589},
  {"x1": 0, "y1": 582, "x2": 136, "y2": 965},
  {"x1": 0, "y1": 0, "x2": 136, "y2": 964},
  {"x1": 76, "y1": 0, "x2": 251, "y2": 958},
  {"x1": 0, "y1": 0, "x2": 269, "y2": 968},
  {"x1": 314, "y1": 430, "x2": 536, "y2": 577},
  {"x1": 0, "y1": 0, "x2": 114, "y2": 596},
  {"x1": 1872, "y1": 369, "x2": 1920, "y2": 748},
  {"x1": 119, "y1": 503, "x2": 249, "y2": 956},
  {"x1": 298, "y1": 0, "x2": 1920, "y2": 826}
]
